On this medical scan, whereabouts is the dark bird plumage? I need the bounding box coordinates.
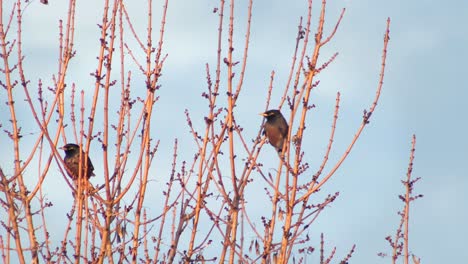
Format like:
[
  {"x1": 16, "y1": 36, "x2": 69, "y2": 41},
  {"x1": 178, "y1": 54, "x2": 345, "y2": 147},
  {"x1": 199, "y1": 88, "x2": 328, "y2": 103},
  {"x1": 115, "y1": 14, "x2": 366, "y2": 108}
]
[
  {"x1": 60, "y1": 143, "x2": 95, "y2": 180},
  {"x1": 261, "y1": 109, "x2": 289, "y2": 153}
]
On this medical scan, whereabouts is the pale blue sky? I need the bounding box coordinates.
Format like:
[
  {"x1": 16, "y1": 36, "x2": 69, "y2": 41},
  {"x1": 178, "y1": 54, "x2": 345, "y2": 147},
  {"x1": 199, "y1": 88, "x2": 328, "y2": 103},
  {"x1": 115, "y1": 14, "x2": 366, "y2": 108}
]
[{"x1": 1, "y1": 0, "x2": 467, "y2": 263}]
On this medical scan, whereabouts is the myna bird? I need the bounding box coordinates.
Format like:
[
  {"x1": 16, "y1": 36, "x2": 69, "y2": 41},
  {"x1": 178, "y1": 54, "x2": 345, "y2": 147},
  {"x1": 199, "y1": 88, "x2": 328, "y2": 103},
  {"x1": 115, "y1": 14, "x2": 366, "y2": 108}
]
[
  {"x1": 261, "y1": 109, "x2": 289, "y2": 153},
  {"x1": 60, "y1": 143, "x2": 95, "y2": 180}
]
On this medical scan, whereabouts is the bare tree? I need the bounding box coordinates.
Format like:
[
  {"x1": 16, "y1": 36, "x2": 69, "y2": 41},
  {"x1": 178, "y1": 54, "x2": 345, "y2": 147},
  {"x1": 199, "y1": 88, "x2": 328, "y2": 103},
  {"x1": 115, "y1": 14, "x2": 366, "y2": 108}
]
[
  {"x1": 379, "y1": 135, "x2": 423, "y2": 264},
  {"x1": 0, "y1": 0, "x2": 396, "y2": 263}
]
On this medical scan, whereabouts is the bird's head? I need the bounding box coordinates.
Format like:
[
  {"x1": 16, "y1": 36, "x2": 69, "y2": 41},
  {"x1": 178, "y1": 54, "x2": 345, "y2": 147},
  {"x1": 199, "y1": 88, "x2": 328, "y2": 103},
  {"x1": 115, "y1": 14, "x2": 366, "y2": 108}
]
[
  {"x1": 60, "y1": 143, "x2": 81, "y2": 156},
  {"x1": 260, "y1": 109, "x2": 283, "y2": 121}
]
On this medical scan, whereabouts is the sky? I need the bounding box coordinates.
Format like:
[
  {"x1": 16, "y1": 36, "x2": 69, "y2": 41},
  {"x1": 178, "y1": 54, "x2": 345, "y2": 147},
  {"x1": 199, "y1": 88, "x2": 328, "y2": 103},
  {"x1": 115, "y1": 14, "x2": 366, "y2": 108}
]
[{"x1": 1, "y1": 0, "x2": 468, "y2": 263}]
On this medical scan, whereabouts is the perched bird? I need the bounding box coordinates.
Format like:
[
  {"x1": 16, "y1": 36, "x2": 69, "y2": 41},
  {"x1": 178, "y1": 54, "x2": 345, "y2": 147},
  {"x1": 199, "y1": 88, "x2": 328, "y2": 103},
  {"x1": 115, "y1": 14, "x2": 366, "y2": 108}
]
[
  {"x1": 261, "y1": 109, "x2": 289, "y2": 153},
  {"x1": 60, "y1": 143, "x2": 95, "y2": 180}
]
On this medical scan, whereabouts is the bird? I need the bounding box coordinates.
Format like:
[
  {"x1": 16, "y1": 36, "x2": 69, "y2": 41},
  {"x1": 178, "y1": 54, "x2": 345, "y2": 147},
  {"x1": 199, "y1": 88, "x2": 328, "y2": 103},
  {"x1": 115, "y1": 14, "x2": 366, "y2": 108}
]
[
  {"x1": 261, "y1": 109, "x2": 289, "y2": 153},
  {"x1": 60, "y1": 143, "x2": 95, "y2": 180}
]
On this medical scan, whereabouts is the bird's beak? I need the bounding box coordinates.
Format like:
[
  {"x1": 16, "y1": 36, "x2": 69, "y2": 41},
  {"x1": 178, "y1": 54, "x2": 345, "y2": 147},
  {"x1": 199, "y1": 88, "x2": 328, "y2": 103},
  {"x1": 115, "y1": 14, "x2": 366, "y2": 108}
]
[
  {"x1": 59, "y1": 146, "x2": 65, "y2": 150},
  {"x1": 259, "y1": 112, "x2": 267, "y2": 116}
]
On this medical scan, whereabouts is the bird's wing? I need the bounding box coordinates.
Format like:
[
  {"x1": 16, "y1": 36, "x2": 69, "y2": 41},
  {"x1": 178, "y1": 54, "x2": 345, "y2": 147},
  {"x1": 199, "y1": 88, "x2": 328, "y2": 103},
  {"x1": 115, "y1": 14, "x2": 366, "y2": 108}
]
[
  {"x1": 87, "y1": 157, "x2": 95, "y2": 176},
  {"x1": 279, "y1": 123, "x2": 289, "y2": 138}
]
